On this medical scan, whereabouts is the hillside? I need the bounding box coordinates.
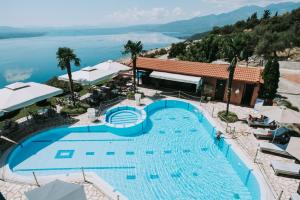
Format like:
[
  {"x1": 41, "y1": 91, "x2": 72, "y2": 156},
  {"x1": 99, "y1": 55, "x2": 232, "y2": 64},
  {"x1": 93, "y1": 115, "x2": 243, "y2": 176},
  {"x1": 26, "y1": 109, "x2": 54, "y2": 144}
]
[
  {"x1": 152, "y1": 1, "x2": 300, "y2": 36},
  {"x1": 168, "y1": 7, "x2": 300, "y2": 63}
]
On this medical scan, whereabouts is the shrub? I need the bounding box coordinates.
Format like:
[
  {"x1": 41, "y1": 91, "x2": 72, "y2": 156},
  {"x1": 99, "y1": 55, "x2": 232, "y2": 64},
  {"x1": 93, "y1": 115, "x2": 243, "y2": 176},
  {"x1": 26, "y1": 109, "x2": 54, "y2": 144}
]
[
  {"x1": 60, "y1": 103, "x2": 87, "y2": 116},
  {"x1": 218, "y1": 111, "x2": 239, "y2": 123},
  {"x1": 46, "y1": 77, "x2": 83, "y2": 93},
  {"x1": 1, "y1": 120, "x2": 19, "y2": 132},
  {"x1": 276, "y1": 99, "x2": 299, "y2": 112},
  {"x1": 127, "y1": 91, "x2": 135, "y2": 100}
]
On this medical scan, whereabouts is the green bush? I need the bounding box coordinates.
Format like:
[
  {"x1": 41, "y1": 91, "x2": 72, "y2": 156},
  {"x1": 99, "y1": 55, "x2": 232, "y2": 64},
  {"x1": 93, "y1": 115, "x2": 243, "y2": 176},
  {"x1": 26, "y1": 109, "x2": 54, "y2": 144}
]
[
  {"x1": 46, "y1": 77, "x2": 83, "y2": 93},
  {"x1": 60, "y1": 103, "x2": 87, "y2": 116},
  {"x1": 127, "y1": 91, "x2": 135, "y2": 100},
  {"x1": 276, "y1": 99, "x2": 299, "y2": 112},
  {"x1": 218, "y1": 111, "x2": 239, "y2": 123}
]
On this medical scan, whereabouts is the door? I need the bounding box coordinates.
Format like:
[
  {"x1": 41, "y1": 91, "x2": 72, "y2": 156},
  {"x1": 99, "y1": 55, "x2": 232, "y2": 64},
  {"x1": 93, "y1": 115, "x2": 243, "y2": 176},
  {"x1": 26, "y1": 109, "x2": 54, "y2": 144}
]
[
  {"x1": 215, "y1": 79, "x2": 227, "y2": 101},
  {"x1": 241, "y1": 84, "x2": 255, "y2": 106}
]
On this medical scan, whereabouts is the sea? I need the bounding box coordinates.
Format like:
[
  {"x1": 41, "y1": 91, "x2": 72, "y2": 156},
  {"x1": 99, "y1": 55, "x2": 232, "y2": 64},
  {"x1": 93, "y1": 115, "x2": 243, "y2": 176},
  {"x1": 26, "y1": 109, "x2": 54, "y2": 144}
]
[{"x1": 0, "y1": 32, "x2": 181, "y2": 87}]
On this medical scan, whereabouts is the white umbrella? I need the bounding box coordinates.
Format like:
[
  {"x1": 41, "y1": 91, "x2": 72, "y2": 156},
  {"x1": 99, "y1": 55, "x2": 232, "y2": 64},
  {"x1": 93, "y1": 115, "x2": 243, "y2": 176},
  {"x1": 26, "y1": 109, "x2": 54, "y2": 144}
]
[
  {"x1": 58, "y1": 60, "x2": 130, "y2": 86},
  {"x1": 259, "y1": 106, "x2": 300, "y2": 142},
  {"x1": 0, "y1": 82, "x2": 63, "y2": 114},
  {"x1": 25, "y1": 180, "x2": 87, "y2": 200},
  {"x1": 258, "y1": 106, "x2": 300, "y2": 124},
  {"x1": 286, "y1": 137, "x2": 300, "y2": 161}
]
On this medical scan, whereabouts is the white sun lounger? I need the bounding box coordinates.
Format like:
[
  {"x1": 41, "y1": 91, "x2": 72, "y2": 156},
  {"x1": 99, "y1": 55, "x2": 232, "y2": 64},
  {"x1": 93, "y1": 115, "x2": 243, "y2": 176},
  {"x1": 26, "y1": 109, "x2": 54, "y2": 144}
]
[
  {"x1": 291, "y1": 193, "x2": 300, "y2": 200},
  {"x1": 271, "y1": 161, "x2": 300, "y2": 177},
  {"x1": 259, "y1": 142, "x2": 290, "y2": 157},
  {"x1": 253, "y1": 127, "x2": 288, "y2": 139}
]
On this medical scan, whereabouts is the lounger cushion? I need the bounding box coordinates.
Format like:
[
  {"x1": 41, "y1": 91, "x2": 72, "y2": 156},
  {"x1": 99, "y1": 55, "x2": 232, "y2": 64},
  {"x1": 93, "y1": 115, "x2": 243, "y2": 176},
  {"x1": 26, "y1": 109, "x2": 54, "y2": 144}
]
[
  {"x1": 271, "y1": 161, "x2": 300, "y2": 176},
  {"x1": 291, "y1": 193, "x2": 300, "y2": 200},
  {"x1": 259, "y1": 142, "x2": 290, "y2": 156}
]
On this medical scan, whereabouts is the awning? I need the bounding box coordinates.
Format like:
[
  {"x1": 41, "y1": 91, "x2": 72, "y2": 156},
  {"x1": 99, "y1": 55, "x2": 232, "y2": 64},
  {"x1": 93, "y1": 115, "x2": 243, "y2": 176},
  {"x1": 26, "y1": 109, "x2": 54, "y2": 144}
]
[
  {"x1": 150, "y1": 71, "x2": 201, "y2": 85},
  {"x1": 0, "y1": 82, "x2": 63, "y2": 113},
  {"x1": 59, "y1": 60, "x2": 130, "y2": 86},
  {"x1": 25, "y1": 180, "x2": 87, "y2": 200},
  {"x1": 286, "y1": 137, "x2": 300, "y2": 161}
]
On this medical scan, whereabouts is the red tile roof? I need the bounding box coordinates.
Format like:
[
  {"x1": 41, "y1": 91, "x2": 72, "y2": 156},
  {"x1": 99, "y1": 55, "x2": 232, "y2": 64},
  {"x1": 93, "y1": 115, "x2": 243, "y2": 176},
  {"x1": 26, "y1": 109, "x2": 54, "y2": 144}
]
[{"x1": 135, "y1": 57, "x2": 263, "y2": 83}]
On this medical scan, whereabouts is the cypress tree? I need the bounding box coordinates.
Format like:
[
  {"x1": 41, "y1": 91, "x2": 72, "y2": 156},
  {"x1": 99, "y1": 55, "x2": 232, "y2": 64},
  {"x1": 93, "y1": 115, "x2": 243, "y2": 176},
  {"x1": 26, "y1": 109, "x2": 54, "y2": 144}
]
[{"x1": 262, "y1": 58, "x2": 280, "y2": 104}]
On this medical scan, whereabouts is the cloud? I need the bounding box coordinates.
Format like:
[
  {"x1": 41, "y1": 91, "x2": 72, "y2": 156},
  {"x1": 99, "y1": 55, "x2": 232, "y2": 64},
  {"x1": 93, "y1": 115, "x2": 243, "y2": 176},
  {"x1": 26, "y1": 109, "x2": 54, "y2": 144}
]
[
  {"x1": 4, "y1": 68, "x2": 33, "y2": 82},
  {"x1": 105, "y1": 7, "x2": 185, "y2": 25}
]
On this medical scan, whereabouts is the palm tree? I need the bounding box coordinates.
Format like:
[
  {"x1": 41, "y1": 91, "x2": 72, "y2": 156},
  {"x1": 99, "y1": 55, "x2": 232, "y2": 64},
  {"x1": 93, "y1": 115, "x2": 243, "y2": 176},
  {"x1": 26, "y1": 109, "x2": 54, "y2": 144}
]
[
  {"x1": 225, "y1": 56, "x2": 237, "y2": 115},
  {"x1": 123, "y1": 40, "x2": 143, "y2": 93},
  {"x1": 56, "y1": 47, "x2": 80, "y2": 106},
  {"x1": 221, "y1": 37, "x2": 240, "y2": 115}
]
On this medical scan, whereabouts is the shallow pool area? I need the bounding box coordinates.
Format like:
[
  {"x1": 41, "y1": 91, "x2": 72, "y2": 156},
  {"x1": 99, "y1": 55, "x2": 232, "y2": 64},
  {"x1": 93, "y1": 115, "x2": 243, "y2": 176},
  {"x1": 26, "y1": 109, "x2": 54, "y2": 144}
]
[
  {"x1": 7, "y1": 100, "x2": 261, "y2": 200},
  {"x1": 105, "y1": 106, "x2": 143, "y2": 125}
]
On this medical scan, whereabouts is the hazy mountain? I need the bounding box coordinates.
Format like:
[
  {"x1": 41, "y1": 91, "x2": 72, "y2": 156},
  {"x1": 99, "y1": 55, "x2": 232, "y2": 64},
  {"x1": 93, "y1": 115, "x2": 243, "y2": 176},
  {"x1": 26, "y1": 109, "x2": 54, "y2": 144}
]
[
  {"x1": 0, "y1": 1, "x2": 299, "y2": 39},
  {"x1": 151, "y1": 1, "x2": 300, "y2": 36}
]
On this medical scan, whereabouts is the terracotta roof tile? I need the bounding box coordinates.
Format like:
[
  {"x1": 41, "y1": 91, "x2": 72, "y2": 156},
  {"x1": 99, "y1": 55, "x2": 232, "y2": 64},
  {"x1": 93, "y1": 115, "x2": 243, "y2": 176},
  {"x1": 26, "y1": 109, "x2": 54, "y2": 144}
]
[{"x1": 135, "y1": 57, "x2": 263, "y2": 83}]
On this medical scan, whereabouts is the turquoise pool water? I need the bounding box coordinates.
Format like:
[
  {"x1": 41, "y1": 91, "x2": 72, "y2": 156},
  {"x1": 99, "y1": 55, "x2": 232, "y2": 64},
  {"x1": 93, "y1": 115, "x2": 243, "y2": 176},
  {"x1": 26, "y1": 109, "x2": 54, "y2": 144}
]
[
  {"x1": 8, "y1": 100, "x2": 260, "y2": 200},
  {"x1": 105, "y1": 106, "x2": 142, "y2": 125}
]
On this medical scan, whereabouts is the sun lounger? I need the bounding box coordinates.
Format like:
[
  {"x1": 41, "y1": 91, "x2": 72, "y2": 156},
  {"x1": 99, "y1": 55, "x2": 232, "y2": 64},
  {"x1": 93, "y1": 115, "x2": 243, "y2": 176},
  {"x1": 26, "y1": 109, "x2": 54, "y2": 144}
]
[
  {"x1": 248, "y1": 116, "x2": 276, "y2": 128},
  {"x1": 253, "y1": 127, "x2": 288, "y2": 139},
  {"x1": 290, "y1": 193, "x2": 300, "y2": 200},
  {"x1": 259, "y1": 142, "x2": 290, "y2": 157},
  {"x1": 271, "y1": 160, "x2": 300, "y2": 177}
]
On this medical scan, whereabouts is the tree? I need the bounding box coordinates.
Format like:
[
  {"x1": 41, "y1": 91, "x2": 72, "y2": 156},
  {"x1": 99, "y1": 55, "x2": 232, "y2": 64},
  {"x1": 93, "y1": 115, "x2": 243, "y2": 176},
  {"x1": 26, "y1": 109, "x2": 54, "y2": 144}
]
[
  {"x1": 262, "y1": 58, "x2": 280, "y2": 105},
  {"x1": 168, "y1": 42, "x2": 187, "y2": 58},
  {"x1": 56, "y1": 47, "x2": 80, "y2": 106},
  {"x1": 226, "y1": 56, "x2": 238, "y2": 115},
  {"x1": 123, "y1": 40, "x2": 143, "y2": 93},
  {"x1": 262, "y1": 10, "x2": 271, "y2": 20}
]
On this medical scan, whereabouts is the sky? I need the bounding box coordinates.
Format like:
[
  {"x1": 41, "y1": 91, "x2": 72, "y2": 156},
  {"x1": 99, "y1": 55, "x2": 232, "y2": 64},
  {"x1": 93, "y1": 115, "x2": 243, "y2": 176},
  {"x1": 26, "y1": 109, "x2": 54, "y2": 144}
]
[{"x1": 1, "y1": 0, "x2": 299, "y2": 27}]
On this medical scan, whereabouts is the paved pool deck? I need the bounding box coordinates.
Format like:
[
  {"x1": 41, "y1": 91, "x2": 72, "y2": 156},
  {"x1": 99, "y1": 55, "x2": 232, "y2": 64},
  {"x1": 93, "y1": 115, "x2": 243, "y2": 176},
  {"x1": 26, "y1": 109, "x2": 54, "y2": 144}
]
[{"x1": 1, "y1": 86, "x2": 299, "y2": 200}]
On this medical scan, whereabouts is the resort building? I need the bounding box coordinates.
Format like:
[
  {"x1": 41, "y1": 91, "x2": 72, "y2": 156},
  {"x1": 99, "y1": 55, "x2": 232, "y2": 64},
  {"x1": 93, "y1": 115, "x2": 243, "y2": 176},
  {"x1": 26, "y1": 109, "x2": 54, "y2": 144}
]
[{"x1": 135, "y1": 57, "x2": 263, "y2": 107}]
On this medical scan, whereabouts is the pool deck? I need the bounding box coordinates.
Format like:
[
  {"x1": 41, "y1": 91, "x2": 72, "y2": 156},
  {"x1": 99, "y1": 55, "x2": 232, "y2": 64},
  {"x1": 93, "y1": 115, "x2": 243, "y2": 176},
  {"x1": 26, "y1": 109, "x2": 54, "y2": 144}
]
[{"x1": 1, "y1": 86, "x2": 299, "y2": 200}]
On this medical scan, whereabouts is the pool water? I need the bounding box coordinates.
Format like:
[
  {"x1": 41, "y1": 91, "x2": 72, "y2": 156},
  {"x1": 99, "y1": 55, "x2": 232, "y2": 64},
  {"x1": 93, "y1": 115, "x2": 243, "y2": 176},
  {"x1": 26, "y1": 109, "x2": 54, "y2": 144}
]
[
  {"x1": 8, "y1": 100, "x2": 260, "y2": 200},
  {"x1": 109, "y1": 110, "x2": 139, "y2": 125}
]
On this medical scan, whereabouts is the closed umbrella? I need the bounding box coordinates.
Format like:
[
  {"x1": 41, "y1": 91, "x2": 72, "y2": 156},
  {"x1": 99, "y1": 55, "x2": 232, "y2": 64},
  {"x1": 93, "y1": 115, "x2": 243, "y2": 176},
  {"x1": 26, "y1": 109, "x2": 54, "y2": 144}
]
[{"x1": 25, "y1": 180, "x2": 87, "y2": 200}]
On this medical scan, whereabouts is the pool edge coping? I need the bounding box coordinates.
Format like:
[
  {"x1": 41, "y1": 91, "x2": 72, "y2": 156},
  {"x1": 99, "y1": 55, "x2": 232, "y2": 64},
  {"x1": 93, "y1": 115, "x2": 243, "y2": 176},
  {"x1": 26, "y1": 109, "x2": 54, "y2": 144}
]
[{"x1": 0, "y1": 98, "x2": 273, "y2": 200}]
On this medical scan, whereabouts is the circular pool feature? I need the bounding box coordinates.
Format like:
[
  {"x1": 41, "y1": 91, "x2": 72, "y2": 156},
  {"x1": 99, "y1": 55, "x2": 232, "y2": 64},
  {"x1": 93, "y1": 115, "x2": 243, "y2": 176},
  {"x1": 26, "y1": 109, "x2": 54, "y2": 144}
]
[{"x1": 105, "y1": 106, "x2": 143, "y2": 125}]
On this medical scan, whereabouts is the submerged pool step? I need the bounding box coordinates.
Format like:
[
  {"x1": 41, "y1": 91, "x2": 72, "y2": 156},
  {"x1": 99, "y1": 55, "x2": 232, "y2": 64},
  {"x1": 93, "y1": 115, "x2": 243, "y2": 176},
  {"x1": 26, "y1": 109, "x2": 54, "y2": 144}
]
[{"x1": 109, "y1": 110, "x2": 140, "y2": 125}]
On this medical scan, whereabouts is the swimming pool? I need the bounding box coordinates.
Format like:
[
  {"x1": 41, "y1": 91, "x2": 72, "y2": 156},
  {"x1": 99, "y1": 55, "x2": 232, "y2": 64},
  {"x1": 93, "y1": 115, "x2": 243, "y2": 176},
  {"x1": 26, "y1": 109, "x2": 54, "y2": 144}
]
[
  {"x1": 105, "y1": 106, "x2": 143, "y2": 125},
  {"x1": 7, "y1": 100, "x2": 261, "y2": 200}
]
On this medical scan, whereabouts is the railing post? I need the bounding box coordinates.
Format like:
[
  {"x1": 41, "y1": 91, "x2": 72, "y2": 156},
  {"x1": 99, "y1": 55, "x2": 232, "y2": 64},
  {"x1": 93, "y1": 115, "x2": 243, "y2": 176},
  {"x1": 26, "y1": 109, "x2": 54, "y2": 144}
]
[
  {"x1": 211, "y1": 107, "x2": 214, "y2": 117},
  {"x1": 32, "y1": 171, "x2": 40, "y2": 187},
  {"x1": 178, "y1": 91, "x2": 181, "y2": 98},
  {"x1": 253, "y1": 148, "x2": 259, "y2": 163},
  {"x1": 276, "y1": 190, "x2": 283, "y2": 200},
  {"x1": 81, "y1": 167, "x2": 86, "y2": 182}
]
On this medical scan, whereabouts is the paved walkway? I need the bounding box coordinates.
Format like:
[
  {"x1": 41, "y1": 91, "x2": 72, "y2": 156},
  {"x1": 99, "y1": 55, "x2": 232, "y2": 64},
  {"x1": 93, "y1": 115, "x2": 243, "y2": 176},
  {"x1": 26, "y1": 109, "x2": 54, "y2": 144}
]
[
  {"x1": 279, "y1": 69, "x2": 300, "y2": 109},
  {"x1": 1, "y1": 87, "x2": 300, "y2": 200}
]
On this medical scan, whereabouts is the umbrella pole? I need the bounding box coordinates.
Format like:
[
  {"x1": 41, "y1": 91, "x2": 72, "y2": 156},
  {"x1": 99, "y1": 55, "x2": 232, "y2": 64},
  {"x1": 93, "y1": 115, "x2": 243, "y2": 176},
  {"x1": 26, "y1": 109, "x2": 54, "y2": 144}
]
[{"x1": 272, "y1": 124, "x2": 279, "y2": 143}]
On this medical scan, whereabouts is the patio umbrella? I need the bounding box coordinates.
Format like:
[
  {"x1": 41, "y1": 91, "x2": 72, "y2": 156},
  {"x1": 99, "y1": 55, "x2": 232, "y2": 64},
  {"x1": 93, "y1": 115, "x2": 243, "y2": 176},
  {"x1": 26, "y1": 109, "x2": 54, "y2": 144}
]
[
  {"x1": 0, "y1": 82, "x2": 63, "y2": 114},
  {"x1": 58, "y1": 60, "x2": 130, "y2": 86},
  {"x1": 286, "y1": 137, "x2": 300, "y2": 161},
  {"x1": 25, "y1": 180, "x2": 87, "y2": 200},
  {"x1": 258, "y1": 106, "x2": 300, "y2": 124}
]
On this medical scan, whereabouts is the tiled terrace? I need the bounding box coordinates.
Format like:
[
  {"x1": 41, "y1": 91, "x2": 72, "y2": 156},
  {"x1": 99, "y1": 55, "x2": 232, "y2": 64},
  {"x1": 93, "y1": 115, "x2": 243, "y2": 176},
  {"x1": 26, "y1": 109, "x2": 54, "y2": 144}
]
[{"x1": 1, "y1": 86, "x2": 299, "y2": 200}]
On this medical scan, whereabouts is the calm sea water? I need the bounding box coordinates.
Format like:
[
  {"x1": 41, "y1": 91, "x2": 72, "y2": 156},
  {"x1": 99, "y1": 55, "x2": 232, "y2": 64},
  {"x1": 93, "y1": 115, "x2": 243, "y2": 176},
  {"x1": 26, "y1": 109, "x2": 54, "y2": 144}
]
[{"x1": 0, "y1": 32, "x2": 180, "y2": 87}]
